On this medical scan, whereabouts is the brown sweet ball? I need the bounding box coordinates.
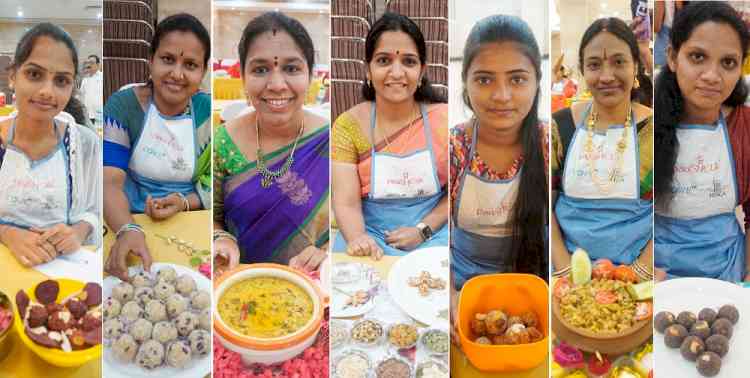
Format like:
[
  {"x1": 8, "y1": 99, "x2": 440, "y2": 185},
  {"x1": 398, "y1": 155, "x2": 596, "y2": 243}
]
[
  {"x1": 705, "y1": 334, "x2": 730, "y2": 357},
  {"x1": 680, "y1": 335, "x2": 705, "y2": 361},
  {"x1": 80, "y1": 313, "x2": 102, "y2": 332},
  {"x1": 696, "y1": 351, "x2": 722, "y2": 377},
  {"x1": 655, "y1": 311, "x2": 676, "y2": 333},
  {"x1": 27, "y1": 305, "x2": 48, "y2": 328},
  {"x1": 47, "y1": 310, "x2": 74, "y2": 332},
  {"x1": 677, "y1": 311, "x2": 697, "y2": 329},
  {"x1": 690, "y1": 320, "x2": 712, "y2": 340},
  {"x1": 665, "y1": 324, "x2": 688, "y2": 348},
  {"x1": 471, "y1": 313, "x2": 487, "y2": 336},
  {"x1": 66, "y1": 298, "x2": 87, "y2": 319},
  {"x1": 475, "y1": 336, "x2": 491, "y2": 345},
  {"x1": 490, "y1": 335, "x2": 507, "y2": 345},
  {"x1": 520, "y1": 311, "x2": 539, "y2": 328},
  {"x1": 698, "y1": 308, "x2": 718, "y2": 325},
  {"x1": 527, "y1": 327, "x2": 544, "y2": 343},
  {"x1": 710, "y1": 318, "x2": 733, "y2": 340},
  {"x1": 45, "y1": 303, "x2": 64, "y2": 314},
  {"x1": 717, "y1": 304, "x2": 739, "y2": 325},
  {"x1": 485, "y1": 310, "x2": 508, "y2": 335}
]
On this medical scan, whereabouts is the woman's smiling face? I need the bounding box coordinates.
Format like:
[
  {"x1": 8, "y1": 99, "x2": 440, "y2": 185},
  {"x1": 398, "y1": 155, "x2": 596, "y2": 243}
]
[
  {"x1": 149, "y1": 30, "x2": 207, "y2": 112},
  {"x1": 367, "y1": 30, "x2": 424, "y2": 105}
]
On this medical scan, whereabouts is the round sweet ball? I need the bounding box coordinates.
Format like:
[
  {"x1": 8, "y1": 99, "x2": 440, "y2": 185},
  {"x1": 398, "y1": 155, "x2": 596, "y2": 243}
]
[
  {"x1": 174, "y1": 311, "x2": 198, "y2": 337},
  {"x1": 112, "y1": 333, "x2": 138, "y2": 363},
  {"x1": 198, "y1": 308, "x2": 210, "y2": 330},
  {"x1": 166, "y1": 293, "x2": 189, "y2": 319},
  {"x1": 134, "y1": 286, "x2": 155, "y2": 306},
  {"x1": 680, "y1": 335, "x2": 705, "y2": 362},
  {"x1": 152, "y1": 321, "x2": 178, "y2": 344},
  {"x1": 698, "y1": 308, "x2": 717, "y2": 325},
  {"x1": 176, "y1": 274, "x2": 196, "y2": 296},
  {"x1": 136, "y1": 339, "x2": 165, "y2": 370},
  {"x1": 103, "y1": 298, "x2": 121, "y2": 320},
  {"x1": 130, "y1": 318, "x2": 153, "y2": 343},
  {"x1": 665, "y1": 324, "x2": 689, "y2": 348},
  {"x1": 710, "y1": 318, "x2": 733, "y2": 340},
  {"x1": 112, "y1": 282, "x2": 134, "y2": 303},
  {"x1": 677, "y1": 311, "x2": 697, "y2": 329},
  {"x1": 120, "y1": 301, "x2": 143, "y2": 324},
  {"x1": 131, "y1": 271, "x2": 154, "y2": 288},
  {"x1": 190, "y1": 290, "x2": 210, "y2": 310},
  {"x1": 154, "y1": 280, "x2": 176, "y2": 301},
  {"x1": 696, "y1": 351, "x2": 722, "y2": 377},
  {"x1": 690, "y1": 320, "x2": 711, "y2": 340},
  {"x1": 156, "y1": 266, "x2": 178, "y2": 284},
  {"x1": 655, "y1": 311, "x2": 676, "y2": 334},
  {"x1": 717, "y1": 304, "x2": 739, "y2": 325},
  {"x1": 166, "y1": 340, "x2": 192, "y2": 368},
  {"x1": 705, "y1": 334, "x2": 730, "y2": 357},
  {"x1": 188, "y1": 329, "x2": 210, "y2": 356},
  {"x1": 145, "y1": 299, "x2": 168, "y2": 323},
  {"x1": 104, "y1": 317, "x2": 125, "y2": 340}
]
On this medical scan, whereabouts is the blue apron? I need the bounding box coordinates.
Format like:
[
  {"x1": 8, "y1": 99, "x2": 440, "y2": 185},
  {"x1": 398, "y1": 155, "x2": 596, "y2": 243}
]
[
  {"x1": 655, "y1": 115, "x2": 745, "y2": 281},
  {"x1": 333, "y1": 103, "x2": 448, "y2": 255},
  {"x1": 124, "y1": 99, "x2": 197, "y2": 213},
  {"x1": 555, "y1": 104, "x2": 652, "y2": 266}
]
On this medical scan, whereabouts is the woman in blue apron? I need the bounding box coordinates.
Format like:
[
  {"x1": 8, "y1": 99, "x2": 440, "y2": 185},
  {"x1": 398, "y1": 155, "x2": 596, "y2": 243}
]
[
  {"x1": 103, "y1": 14, "x2": 212, "y2": 281},
  {"x1": 550, "y1": 17, "x2": 654, "y2": 279},
  {"x1": 332, "y1": 13, "x2": 449, "y2": 257},
  {"x1": 0, "y1": 23, "x2": 101, "y2": 267},
  {"x1": 654, "y1": 2, "x2": 750, "y2": 282}
]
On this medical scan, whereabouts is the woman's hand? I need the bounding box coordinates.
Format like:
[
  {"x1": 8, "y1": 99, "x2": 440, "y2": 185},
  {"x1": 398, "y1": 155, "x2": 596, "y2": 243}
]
[
  {"x1": 0, "y1": 226, "x2": 56, "y2": 267},
  {"x1": 654, "y1": 268, "x2": 667, "y2": 282},
  {"x1": 346, "y1": 233, "x2": 383, "y2": 261},
  {"x1": 106, "y1": 230, "x2": 152, "y2": 281},
  {"x1": 214, "y1": 237, "x2": 240, "y2": 277},
  {"x1": 289, "y1": 245, "x2": 327, "y2": 272},
  {"x1": 30, "y1": 223, "x2": 86, "y2": 255},
  {"x1": 450, "y1": 285, "x2": 461, "y2": 349},
  {"x1": 385, "y1": 227, "x2": 423, "y2": 251},
  {"x1": 145, "y1": 194, "x2": 185, "y2": 220}
]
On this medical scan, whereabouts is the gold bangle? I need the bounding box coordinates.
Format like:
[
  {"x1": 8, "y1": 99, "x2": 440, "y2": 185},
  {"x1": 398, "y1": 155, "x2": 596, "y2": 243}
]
[{"x1": 552, "y1": 266, "x2": 571, "y2": 278}]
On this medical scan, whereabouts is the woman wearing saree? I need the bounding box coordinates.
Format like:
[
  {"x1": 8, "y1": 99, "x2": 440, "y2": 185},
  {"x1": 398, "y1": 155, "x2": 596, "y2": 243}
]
[
  {"x1": 331, "y1": 12, "x2": 449, "y2": 257},
  {"x1": 0, "y1": 23, "x2": 101, "y2": 267},
  {"x1": 103, "y1": 14, "x2": 212, "y2": 281},
  {"x1": 550, "y1": 17, "x2": 654, "y2": 280},
  {"x1": 213, "y1": 12, "x2": 329, "y2": 274}
]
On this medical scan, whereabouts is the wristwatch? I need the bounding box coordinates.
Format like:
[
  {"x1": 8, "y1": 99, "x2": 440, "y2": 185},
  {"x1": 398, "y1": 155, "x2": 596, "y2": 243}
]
[{"x1": 416, "y1": 222, "x2": 433, "y2": 241}]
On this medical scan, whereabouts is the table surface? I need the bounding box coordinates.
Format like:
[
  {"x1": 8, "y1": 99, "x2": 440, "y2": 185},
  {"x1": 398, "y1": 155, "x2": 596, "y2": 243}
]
[{"x1": 0, "y1": 249, "x2": 101, "y2": 377}]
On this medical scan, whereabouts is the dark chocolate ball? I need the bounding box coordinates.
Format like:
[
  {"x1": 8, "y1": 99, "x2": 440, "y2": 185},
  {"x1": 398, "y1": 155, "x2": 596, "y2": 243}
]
[
  {"x1": 665, "y1": 324, "x2": 688, "y2": 348},
  {"x1": 690, "y1": 320, "x2": 712, "y2": 340},
  {"x1": 27, "y1": 305, "x2": 48, "y2": 328},
  {"x1": 680, "y1": 335, "x2": 705, "y2": 361},
  {"x1": 696, "y1": 351, "x2": 722, "y2": 377},
  {"x1": 711, "y1": 318, "x2": 734, "y2": 340},
  {"x1": 655, "y1": 311, "x2": 676, "y2": 333},
  {"x1": 717, "y1": 304, "x2": 739, "y2": 325},
  {"x1": 698, "y1": 308, "x2": 717, "y2": 325},
  {"x1": 705, "y1": 334, "x2": 730, "y2": 357},
  {"x1": 677, "y1": 311, "x2": 697, "y2": 329}
]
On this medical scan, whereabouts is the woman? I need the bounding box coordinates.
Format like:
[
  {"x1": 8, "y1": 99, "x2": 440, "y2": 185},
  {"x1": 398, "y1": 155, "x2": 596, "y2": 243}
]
[
  {"x1": 551, "y1": 54, "x2": 577, "y2": 113},
  {"x1": 551, "y1": 17, "x2": 654, "y2": 280},
  {"x1": 103, "y1": 14, "x2": 211, "y2": 281},
  {"x1": 654, "y1": 2, "x2": 750, "y2": 282},
  {"x1": 213, "y1": 12, "x2": 329, "y2": 273},
  {"x1": 0, "y1": 23, "x2": 100, "y2": 267},
  {"x1": 332, "y1": 12, "x2": 449, "y2": 257},
  {"x1": 449, "y1": 14, "x2": 548, "y2": 336}
]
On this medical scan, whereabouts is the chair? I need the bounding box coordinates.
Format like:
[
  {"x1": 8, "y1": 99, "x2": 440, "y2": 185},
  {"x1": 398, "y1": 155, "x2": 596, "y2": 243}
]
[
  {"x1": 104, "y1": 58, "x2": 149, "y2": 102},
  {"x1": 332, "y1": 37, "x2": 366, "y2": 60},
  {"x1": 331, "y1": 16, "x2": 370, "y2": 38},
  {"x1": 103, "y1": 39, "x2": 150, "y2": 59},
  {"x1": 331, "y1": 59, "x2": 367, "y2": 82},
  {"x1": 331, "y1": 80, "x2": 364, "y2": 122},
  {"x1": 104, "y1": 19, "x2": 154, "y2": 42},
  {"x1": 104, "y1": 0, "x2": 154, "y2": 23},
  {"x1": 332, "y1": 0, "x2": 374, "y2": 23}
]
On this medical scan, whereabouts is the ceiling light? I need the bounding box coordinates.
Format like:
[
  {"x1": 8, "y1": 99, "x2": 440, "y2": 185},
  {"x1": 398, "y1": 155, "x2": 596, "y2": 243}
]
[{"x1": 17, "y1": 11, "x2": 23, "y2": 17}]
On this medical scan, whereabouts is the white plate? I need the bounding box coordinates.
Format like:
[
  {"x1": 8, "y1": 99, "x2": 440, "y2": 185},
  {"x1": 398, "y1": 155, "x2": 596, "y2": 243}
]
[
  {"x1": 387, "y1": 247, "x2": 450, "y2": 326},
  {"x1": 655, "y1": 278, "x2": 749, "y2": 378},
  {"x1": 102, "y1": 263, "x2": 211, "y2": 378},
  {"x1": 331, "y1": 263, "x2": 381, "y2": 318}
]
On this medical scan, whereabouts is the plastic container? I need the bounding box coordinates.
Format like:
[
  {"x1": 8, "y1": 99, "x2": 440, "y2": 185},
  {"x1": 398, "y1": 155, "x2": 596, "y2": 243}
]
[{"x1": 457, "y1": 273, "x2": 549, "y2": 372}]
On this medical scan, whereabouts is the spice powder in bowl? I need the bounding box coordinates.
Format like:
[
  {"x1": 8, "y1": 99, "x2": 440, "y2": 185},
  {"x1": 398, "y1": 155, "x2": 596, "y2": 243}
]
[
  {"x1": 376, "y1": 357, "x2": 411, "y2": 378},
  {"x1": 335, "y1": 350, "x2": 371, "y2": 378}
]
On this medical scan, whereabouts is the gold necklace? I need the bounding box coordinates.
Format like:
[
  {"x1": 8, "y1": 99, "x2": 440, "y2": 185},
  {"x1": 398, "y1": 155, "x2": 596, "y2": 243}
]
[
  {"x1": 255, "y1": 114, "x2": 305, "y2": 188},
  {"x1": 379, "y1": 103, "x2": 420, "y2": 151},
  {"x1": 584, "y1": 103, "x2": 632, "y2": 194}
]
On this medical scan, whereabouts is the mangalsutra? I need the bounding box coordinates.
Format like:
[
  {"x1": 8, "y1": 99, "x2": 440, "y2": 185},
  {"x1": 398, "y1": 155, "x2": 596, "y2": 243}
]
[{"x1": 584, "y1": 103, "x2": 632, "y2": 194}]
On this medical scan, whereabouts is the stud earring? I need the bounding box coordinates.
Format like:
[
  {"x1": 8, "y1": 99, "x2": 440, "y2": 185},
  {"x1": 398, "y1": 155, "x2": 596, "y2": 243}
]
[{"x1": 634, "y1": 77, "x2": 640, "y2": 89}]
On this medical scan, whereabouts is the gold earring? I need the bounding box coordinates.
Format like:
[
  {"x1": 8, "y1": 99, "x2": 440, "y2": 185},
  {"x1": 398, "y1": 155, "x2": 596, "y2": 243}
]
[{"x1": 634, "y1": 77, "x2": 640, "y2": 89}]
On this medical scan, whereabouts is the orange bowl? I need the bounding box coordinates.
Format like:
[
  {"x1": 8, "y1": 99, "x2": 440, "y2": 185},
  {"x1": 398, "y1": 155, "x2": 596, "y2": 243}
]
[{"x1": 458, "y1": 273, "x2": 549, "y2": 372}]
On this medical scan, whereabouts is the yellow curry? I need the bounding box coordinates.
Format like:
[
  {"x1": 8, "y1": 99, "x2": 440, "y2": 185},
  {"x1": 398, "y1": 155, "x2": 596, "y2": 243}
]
[{"x1": 219, "y1": 277, "x2": 313, "y2": 338}]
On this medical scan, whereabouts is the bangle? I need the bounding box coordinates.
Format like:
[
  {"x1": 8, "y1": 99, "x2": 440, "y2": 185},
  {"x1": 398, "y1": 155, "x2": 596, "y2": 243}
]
[
  {"x1": 552, "y1": 266, "x2": 571, "y2": 278},
  {"x1": 176, "y1": 192, "x2": 190, "y2": 212},
  {"x1": 632, "y1": 260, "x2": 653, "y2": 281},
  {"x1": 213, "y1": 230, "x2": 237, "y2": 244},
  {"x1": 116, "y1": 223, "x2": 144, "y2": 239}
]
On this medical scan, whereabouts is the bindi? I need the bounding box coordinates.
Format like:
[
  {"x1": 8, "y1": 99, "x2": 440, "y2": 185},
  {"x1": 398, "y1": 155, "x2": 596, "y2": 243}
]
[{"x1": 274, "y1": 56, "x2": 278, "y2": 67}]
